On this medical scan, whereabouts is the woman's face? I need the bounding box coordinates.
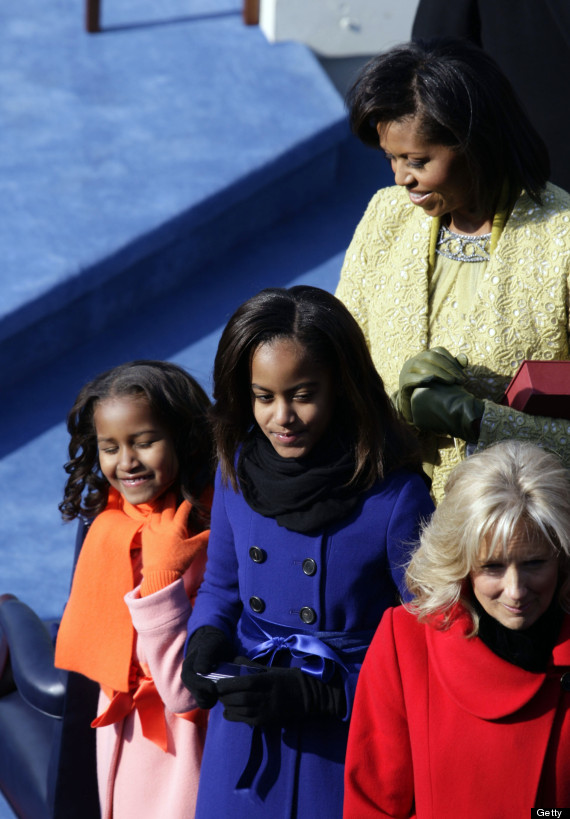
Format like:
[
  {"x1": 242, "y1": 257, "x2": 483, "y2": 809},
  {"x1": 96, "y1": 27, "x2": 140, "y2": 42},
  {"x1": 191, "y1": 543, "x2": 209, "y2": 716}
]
[
  {"x1": 250, "y1": 337, "x2": 335, "y2": 459},
  {"x1": 377, "y1": 117, "x2": 489, "y2": 233},
  {"x1": 469, "y1": 523, "x2": 560, "y2": 631}
]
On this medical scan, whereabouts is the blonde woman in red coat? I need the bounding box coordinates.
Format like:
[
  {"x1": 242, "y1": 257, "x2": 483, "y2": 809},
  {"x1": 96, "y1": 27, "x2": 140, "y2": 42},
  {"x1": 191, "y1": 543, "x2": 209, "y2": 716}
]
[{"x1": 344, "y1": 441, "x2": 570, "y2": 818}]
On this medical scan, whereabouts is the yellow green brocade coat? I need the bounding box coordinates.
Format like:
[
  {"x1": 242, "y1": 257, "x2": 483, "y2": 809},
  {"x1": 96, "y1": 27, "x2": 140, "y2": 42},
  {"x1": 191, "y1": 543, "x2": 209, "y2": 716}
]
[{"x1": 336, "y1": 182, "x2": 570, "y2": 501}]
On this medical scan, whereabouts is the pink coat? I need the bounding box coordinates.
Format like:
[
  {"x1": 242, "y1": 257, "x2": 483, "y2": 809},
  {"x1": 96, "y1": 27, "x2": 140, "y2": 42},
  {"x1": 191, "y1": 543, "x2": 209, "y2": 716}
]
[
  {"x1": 95, "y1": 554, "x2": 207, "y2": 819},
  {"x1": 344, "y1": 605, "x2": 570, "y2": 818}
]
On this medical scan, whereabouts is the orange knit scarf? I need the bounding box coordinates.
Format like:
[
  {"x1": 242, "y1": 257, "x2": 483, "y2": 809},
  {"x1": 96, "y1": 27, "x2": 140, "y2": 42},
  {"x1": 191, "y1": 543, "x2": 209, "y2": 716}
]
[
  {"x1": 55, "y1": 488, "x2": 206, "y2": 692},
  {"x1": 55, "y1": 488, "x2": 211, "y2": 750}
]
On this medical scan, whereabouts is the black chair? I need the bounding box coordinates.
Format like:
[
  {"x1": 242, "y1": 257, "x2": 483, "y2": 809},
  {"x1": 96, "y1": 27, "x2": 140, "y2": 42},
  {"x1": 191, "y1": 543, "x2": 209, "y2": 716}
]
[{"x1": 0, "y1": 522, "x2": 100, "y2": 818}]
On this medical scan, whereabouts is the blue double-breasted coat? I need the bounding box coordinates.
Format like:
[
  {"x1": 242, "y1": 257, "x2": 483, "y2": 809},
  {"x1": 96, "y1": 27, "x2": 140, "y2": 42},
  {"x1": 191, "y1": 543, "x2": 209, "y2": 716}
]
[{"x1": 189, "y1": 466, "x2": 434, "y2": 818}]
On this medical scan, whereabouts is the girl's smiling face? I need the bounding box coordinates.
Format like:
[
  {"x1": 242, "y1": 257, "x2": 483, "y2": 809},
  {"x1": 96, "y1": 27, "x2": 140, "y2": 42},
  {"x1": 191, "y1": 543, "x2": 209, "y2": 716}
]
[
  {"x1": 470, "y1": 523, "x2": 560, "y2": 631},
  {"x1": 250, "y1": 338, "x2": 335, "y2": 459},
  {"x1": 94, "y1": 394, "x2": 179, "y2": 505}
]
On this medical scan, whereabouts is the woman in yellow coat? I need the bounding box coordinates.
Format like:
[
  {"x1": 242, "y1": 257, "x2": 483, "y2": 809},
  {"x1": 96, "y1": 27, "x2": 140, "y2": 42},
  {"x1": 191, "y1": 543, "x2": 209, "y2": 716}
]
[{"x1": 336, "y1": 38, "x2": 570, "y2": 501}]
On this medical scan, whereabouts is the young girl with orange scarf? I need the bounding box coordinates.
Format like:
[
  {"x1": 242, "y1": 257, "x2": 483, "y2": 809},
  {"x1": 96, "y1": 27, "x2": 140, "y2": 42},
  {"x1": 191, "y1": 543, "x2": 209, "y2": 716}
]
[{"x1": 55, "y1": 360, "x2": 214, "y2": 818}]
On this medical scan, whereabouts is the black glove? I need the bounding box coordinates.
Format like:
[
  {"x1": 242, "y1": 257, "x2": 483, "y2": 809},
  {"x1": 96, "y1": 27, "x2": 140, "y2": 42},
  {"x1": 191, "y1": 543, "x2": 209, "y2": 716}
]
[
  {"x1": 181, "y1": 626, "x2": 234, "y2": 709},
  {"x1": 397, "y1": 347, "x2": 468, "y2": 422},
  {"x1": 410, "y1": 383, "x2": 485, "y2": 443},
  {"x1": 216, "y1": 660, "x2": 347, "y2": 727}
]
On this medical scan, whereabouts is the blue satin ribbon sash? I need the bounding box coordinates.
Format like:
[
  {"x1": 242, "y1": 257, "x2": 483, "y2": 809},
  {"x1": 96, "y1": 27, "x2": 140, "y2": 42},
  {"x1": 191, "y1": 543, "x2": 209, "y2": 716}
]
[{"x1": 234, "y1": 613, "x2": 374, "y2": 800}]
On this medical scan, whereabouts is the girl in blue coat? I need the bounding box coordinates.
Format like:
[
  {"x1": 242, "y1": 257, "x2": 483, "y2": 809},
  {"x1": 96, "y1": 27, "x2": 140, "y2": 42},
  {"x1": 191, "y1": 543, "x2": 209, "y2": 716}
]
[{"x1": 182, "y1": 286, "x2": 434, "y2": 818}]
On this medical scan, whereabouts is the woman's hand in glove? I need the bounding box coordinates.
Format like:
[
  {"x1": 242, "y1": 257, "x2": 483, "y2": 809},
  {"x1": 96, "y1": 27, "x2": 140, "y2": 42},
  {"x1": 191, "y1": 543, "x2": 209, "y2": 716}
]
[
  {"x1": 397, "y1": 347, "x2": 468, "y2": 422},
  {"x1": 410, "y1": 383, "x2": 485, "y2": 443},
  {"x1": 216, "y1": 661, "x2": 347, "y2": 727},
  {"x1": 181, "y1": 626, "x2": 234, "y2": 709}
]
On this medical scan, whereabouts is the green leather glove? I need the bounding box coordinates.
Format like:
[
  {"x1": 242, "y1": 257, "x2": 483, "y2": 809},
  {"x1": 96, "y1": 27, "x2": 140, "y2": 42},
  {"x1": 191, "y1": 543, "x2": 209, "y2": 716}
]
[
  {"x1": 410, "y1": 383, "x2": 485, "y2": 443},
  {"x1": 397, "y1": 347, "x2": 469, "y2": 423}
]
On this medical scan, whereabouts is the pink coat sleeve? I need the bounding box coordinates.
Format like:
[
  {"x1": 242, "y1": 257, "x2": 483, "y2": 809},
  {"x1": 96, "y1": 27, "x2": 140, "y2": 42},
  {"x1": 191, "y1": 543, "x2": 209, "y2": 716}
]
[
  {"x1": 125, "y1": 571, "x2": 200, "y2": 715},
  {"x1": 344, "y1": 607, "x2": 416, "y2": 819}
]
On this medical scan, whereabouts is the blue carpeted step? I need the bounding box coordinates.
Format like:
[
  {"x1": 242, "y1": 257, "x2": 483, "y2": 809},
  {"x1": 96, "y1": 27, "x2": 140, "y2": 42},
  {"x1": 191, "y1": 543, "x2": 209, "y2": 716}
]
[{"x1": 0, "y1": 0, "x2": 348, "y2": 387}]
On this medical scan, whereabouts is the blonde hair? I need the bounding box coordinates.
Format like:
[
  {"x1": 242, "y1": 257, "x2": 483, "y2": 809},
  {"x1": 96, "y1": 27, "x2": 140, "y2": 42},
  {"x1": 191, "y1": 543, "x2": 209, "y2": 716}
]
[{"x1": 406, "y1": 441, "x2": 570, "y2": 630}]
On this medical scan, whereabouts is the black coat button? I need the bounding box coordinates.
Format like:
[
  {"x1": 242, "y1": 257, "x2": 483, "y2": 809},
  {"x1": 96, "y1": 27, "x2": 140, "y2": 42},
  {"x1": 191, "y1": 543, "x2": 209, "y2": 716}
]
[
  {"x1": 249, "y1": 546, "x2": 266, "y2": 563},
  {"x1": 561, "y1": 672, "x2": 570, "y2": 691},
  {"x1": 249, "y1": 596, "x2": 266, "y2": 614},
  {"x1": 302, "y1": 558, "x2": 317, "y2": 576},
  {"x1": 300, "y1": 606, "x2": 317, "y2": 625}
]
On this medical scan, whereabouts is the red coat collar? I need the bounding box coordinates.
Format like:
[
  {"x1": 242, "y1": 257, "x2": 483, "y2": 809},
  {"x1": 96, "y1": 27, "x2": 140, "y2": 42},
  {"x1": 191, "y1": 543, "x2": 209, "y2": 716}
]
[{"x1": 426, "y1": 608, "x2": 570, "y2": 719}]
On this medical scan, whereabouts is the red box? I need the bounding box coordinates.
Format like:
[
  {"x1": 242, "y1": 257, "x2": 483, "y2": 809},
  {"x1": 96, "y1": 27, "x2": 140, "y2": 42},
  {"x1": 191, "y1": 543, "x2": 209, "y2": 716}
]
[{"x1": 501, "y1": 360, "x2": 570, "y2": 419}]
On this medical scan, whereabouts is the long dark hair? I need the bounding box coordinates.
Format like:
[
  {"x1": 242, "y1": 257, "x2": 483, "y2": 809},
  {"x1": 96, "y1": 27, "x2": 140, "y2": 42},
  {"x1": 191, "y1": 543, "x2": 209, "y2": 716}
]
[
  {"x1": 59, "y1": 360, "x2": 214, "y2": 530},
  {"x1": 211, "y1": 286, "x2": 422, "y2": 490},
  {"x1": 347, "y1": 38, "x2": 549, "y2": 214}
]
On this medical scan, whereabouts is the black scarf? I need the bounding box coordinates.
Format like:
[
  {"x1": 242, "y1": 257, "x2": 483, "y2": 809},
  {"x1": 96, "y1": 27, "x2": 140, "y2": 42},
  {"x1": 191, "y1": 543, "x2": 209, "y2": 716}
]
[
  {"x1": 472, "y1": 594, "x2": 564, "y2": 672},
  {"x1": 237, "y1": 430, "x2": 366, "y2": 533}
]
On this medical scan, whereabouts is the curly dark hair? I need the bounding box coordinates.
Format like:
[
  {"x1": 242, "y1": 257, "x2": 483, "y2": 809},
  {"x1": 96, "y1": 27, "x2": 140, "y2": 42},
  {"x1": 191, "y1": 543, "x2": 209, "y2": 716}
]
[
  {"x1": 347, "y1": 37, "x2": 549, "y2": 215},
  {"x1": 59, "y1": 360, "x2": 214, "y2": 530},
  {"x1": 211, "y1": 285, "x2": 423, "y2": 490}
]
